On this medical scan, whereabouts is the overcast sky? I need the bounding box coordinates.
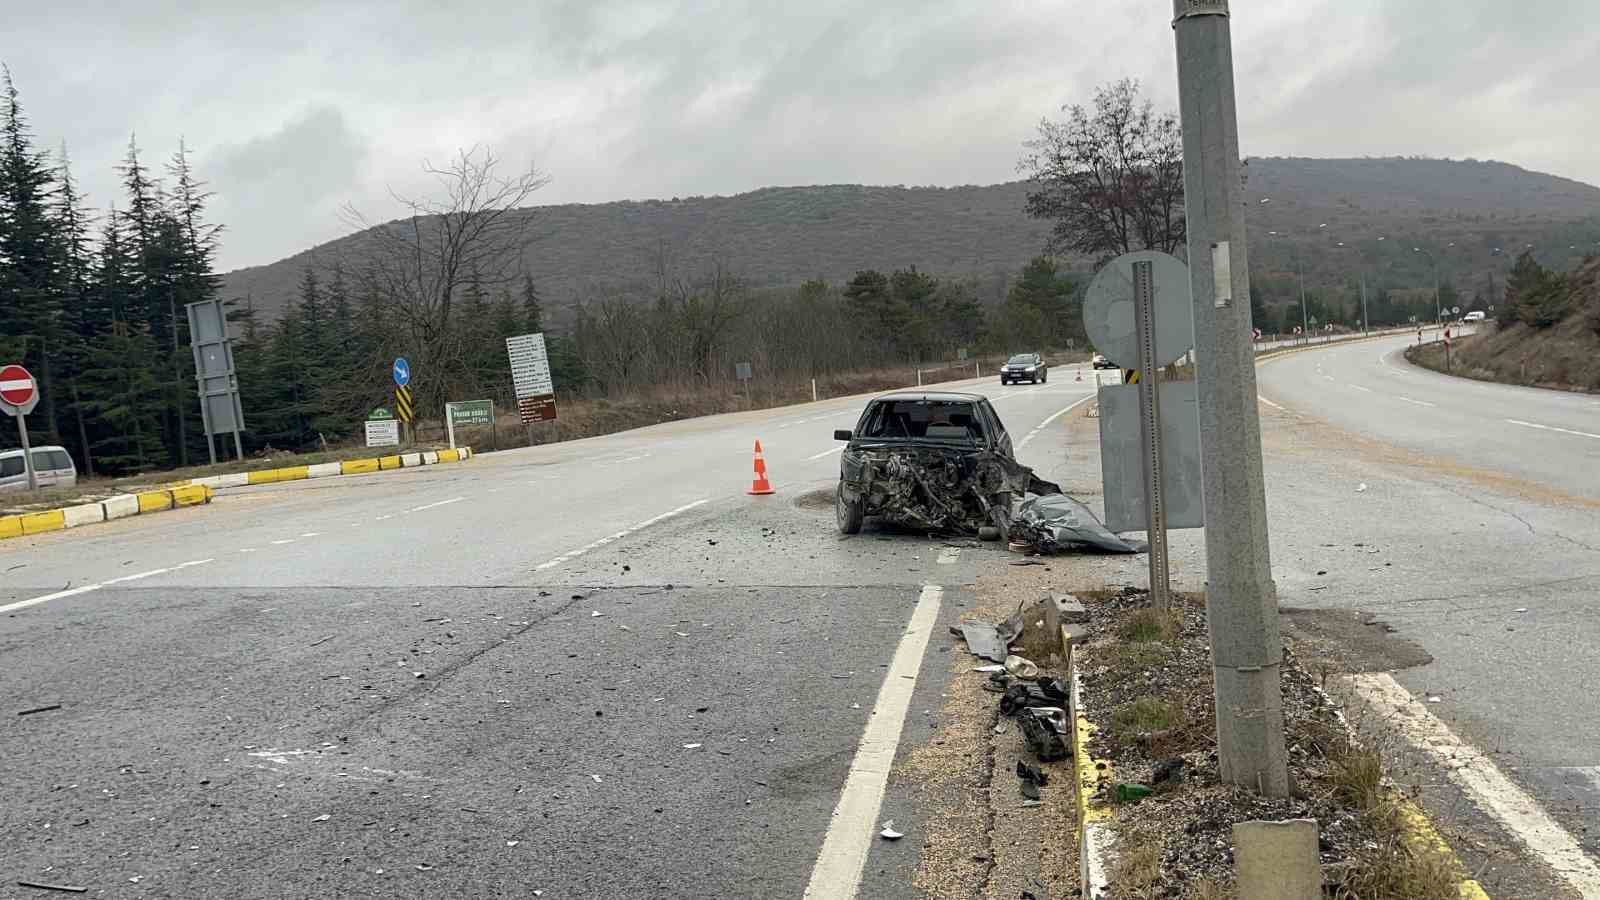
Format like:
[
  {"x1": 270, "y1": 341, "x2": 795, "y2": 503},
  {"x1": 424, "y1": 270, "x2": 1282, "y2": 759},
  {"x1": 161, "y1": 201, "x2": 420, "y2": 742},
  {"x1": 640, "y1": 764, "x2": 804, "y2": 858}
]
[{"x1": 8, "y1": 1, "x2": 1598, "y2": 271}]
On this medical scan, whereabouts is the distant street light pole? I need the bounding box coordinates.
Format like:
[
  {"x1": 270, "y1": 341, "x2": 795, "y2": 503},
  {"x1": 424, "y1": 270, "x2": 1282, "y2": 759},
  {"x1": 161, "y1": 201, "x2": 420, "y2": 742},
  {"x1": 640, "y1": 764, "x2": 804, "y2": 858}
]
[
  {"x1": 1413, "y1": 246, "x2": 1440, "y2": 323},
  {"x1": 1172, "y1": 0, "x2": 1290, "y2": 799},
  {"x1": 1266, "y1": 220, "x2": 1324, "y2": 340}
]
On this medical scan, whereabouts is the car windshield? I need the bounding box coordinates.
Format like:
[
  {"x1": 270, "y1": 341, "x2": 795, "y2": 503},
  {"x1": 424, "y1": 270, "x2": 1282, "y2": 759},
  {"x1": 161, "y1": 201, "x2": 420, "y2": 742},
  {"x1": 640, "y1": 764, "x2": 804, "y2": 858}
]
[
  {"x1": 857, "y1": 399, "x2": 985, "y2": 442},
  {"x1": 1007, "y1": 355, "x2": 1035, "y2": 365}
]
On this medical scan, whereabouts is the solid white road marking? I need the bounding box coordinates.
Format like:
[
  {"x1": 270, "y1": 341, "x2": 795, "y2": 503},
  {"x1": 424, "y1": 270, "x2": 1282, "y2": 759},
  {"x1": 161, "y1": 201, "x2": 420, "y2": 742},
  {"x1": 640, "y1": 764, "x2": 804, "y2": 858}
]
[
  {"x1": 1, "y1": 559, "x2": 214, "y2": 615},
  {"x1": 1258, "y1": 396, "x2": 1285, "y2": 411},
  {"x1": 807, "y1": 446, "x2": 846, "y2": 461},
  {"x1": 408, "y1": 496, "x2": 466, "y2": 513},
  {"x1": 1347, "y1": 673, "x2": 1600, "y2": 898},
  {"x1": 1018, "y1": 395, "x2": 1095, "y2": 450},
  {"x1": 534, "y1": 499, "x2": 710, "y2": 570},
  {"x1": 1507, "y1": 418, "x2": 1600, "y2": 441},
  {"x1": 1395, "y1": 396, "x2": 1436, "y2": 408},
  {"x1": 802, "y1": 584, "x2": 943, "y2": 900},
  {"x1": 936, "y1": 547, "x2": 960, "y2": 565}
]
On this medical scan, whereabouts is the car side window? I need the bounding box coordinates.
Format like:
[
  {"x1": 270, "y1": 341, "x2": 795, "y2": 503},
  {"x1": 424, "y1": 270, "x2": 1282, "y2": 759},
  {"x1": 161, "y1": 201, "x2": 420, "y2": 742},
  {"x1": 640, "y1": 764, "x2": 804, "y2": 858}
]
[{"x1": 0, "y1": 456, "x2": 23, "y2": 477}]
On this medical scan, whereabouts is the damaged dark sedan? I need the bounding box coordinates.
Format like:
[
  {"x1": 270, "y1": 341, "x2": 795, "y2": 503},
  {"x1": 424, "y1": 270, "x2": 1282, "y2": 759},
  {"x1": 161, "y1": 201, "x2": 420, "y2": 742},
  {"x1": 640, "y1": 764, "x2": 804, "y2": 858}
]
[{"x1": 832, "y1": 392, "x2": 1059, "y2": 537}]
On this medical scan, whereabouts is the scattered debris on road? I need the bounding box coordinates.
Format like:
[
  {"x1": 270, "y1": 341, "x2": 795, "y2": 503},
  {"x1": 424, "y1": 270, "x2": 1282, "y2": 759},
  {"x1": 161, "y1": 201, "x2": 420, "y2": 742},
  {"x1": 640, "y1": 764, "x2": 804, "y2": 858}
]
[
  {"x1": 949, "y1": 606, "x2": 1025, "y2": 662},
  {"x1": 879, "y1": 820, "x2": 905, "y2": 840},
  {"x1": 16, "y1": 881, "x2": 88, "y2": 894},
  {"x1": 1003, "y1": 654, "x2": 1039, "y2": 680},
  {"x1": 1020, "y1": 707, "x2": 1069, "y2": 762},
  {"x1": 16, "y1": 703, "x2": 62, "y2": 716},
  {"x1": 309, "y1": 635, "x2": 334, "y2": 647}
]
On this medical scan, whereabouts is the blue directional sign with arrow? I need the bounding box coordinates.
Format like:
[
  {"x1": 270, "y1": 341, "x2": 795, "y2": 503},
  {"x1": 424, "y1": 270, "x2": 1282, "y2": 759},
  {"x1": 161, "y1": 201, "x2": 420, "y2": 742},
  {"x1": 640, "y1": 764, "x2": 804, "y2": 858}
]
[{"x1": 393, "y1": 357, "x2": 411, "y2": 387}]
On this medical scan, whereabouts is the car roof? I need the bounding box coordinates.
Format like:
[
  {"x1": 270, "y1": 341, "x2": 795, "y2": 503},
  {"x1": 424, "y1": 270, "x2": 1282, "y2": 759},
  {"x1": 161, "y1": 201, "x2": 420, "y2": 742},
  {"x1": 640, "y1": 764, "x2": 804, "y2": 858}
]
[
  {"x1": 0, "y1": 445, "x2": 70, "y2": 456},
  {"x1": 872, "y1": 391, "x2": 987, "y2": 403}
]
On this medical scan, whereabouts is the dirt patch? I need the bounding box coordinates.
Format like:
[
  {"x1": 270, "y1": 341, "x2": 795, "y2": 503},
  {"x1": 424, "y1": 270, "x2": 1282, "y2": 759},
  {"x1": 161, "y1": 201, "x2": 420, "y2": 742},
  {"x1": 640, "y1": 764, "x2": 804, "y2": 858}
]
[
  {"x1": 902, "y1": 570, "x2": 1079, "y2": 899},
  {"x1": 1076, "y1": 587, "x2": 1464, "y2": 899},
  {"x1": 792, "y1": 487, "x2": 836, "y2": 512},
  {"x1": 1280, "y1": 607, "x2": 1434, "y2": 675}
]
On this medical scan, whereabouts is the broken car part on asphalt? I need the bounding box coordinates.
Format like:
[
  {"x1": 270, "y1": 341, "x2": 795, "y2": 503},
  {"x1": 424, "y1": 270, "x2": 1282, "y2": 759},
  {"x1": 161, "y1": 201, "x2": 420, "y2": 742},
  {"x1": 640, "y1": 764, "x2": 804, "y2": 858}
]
[
  {"x1": 1008, "y1": 493, "x2": 1143, "y2": 555},
  {"x1": 1021, "y1": 707, "x2": 1071, "y2": 762}
]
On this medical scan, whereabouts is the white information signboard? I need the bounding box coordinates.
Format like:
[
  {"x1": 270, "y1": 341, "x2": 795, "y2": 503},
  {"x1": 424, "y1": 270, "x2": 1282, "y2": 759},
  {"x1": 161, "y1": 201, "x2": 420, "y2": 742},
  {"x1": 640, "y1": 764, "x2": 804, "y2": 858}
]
[
  {"x1": 506, "y1": 332, "x2": 558, "y2": 422},
  {"x1": 365, "y1": 408, "x2": 400, "y2": 447}
]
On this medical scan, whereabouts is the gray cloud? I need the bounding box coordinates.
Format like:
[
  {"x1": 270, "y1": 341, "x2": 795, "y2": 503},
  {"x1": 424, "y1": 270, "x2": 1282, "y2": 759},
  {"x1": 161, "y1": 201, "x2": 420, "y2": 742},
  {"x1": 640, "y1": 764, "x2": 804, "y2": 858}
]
[{"x1": 7, "y1": 1, "x2": 1598, "y2": 270}]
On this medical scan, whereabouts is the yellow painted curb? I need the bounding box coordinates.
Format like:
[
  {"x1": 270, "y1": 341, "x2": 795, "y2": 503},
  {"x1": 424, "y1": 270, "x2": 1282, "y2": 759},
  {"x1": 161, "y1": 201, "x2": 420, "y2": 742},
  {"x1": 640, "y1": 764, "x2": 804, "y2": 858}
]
[
  {"x1": 171, "y1": 484, "x2": 212, "y2": 507},
  {"x1": 137, "y1": 490, "x2": 174, "y2": 513},
  {"x1": 20, "y1": 509, "x2": 66, "y2": 535},
  {"x1": 341, "y1": 458, "x2": 380, "y2": 475},
  {"x1": 0, "y1": 515, "x2": 21, "y2": 540},
  {"x1": 277, "y1": 465, "x2": 310, "y2": 482},
  {"x1": 437, "y1": 448, "x2": 460, "y2": 463},
  {"x1": 378, "y1": 455, "x2": 403, "y2": 470},
  {"x1": 1398, "y1": 802, "x2": 1492, "y2": 899}
]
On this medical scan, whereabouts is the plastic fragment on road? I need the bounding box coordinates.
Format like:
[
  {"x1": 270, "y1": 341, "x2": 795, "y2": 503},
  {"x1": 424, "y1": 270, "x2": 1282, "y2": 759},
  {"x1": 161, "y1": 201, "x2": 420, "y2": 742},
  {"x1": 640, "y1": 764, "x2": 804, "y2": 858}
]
[
  {"x1": 1004, "y1": 654, "x2": 1040, "y2": 680},
  {"x1": 950, "y1": 605, "x2": 1026, "y2": 662},
  {"x1": 879, "y1": 820, "x2": 904, "y2": 840},
  {"x1": 972, "y1": 664, "x2": 1005, "y2": 673},
  {"x1": 590, "y1": 774, "x2": 602, "y2": 783},
  {"x1": 16, "y1": 882, "x2": 89, "y2": 894},
  {"x1": 1356, "y1": 483, "x2": 1369, "y2": 493},
  {"x1": 1021, "y1": 707, "x2": 1070, "y2": 762},
  {"x1": 312, "y1": 814, "x2": 330, "y2": 822},
  {"x1": 591, "y1": 610, "x2": 604, "y2": 618},
  {"x1": 1009, "y1": 493, "x2": 1142, "y2": 555},
  {"x1": 682, "y1": 743, "x2": 702, "y2": 749}
]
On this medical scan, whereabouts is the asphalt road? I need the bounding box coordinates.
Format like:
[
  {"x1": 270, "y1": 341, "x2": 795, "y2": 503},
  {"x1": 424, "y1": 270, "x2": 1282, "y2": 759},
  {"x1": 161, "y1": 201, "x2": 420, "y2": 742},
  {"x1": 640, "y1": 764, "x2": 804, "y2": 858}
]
[
  {"x1": 1, "y1": 369, "x2": 1100, "y2": 898},
  {"x1": 7, "y1": 336, "x2": 1598, "y2": 897}
]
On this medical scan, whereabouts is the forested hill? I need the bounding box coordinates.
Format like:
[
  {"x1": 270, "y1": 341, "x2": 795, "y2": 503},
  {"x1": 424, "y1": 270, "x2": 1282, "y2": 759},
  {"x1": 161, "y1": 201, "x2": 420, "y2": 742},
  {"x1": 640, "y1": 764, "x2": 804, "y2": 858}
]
[{"x1": 222, "y1": 157, "x2": 1600, "y2": 321}]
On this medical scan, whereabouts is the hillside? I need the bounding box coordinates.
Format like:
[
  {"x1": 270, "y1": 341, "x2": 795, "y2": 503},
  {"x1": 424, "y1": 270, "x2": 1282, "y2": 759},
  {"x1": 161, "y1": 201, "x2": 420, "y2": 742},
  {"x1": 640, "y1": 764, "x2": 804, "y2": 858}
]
[
  {"x1": 1423, "y1": 256, "x2": 1600, "y2": 391},
  {"x1": 222, "y1": 157, "x2": 1600, "y2": 323}
]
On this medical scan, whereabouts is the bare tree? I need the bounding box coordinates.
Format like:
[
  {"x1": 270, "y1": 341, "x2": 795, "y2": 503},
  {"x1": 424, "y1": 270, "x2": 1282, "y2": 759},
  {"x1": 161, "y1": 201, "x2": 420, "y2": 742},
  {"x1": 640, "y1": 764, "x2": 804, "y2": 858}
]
[
  {"x1": 343, "y1": 147, "x2": 549, "y2": 411},
  {"x1": 1019, "y1": 78, "x2": 1185, "y2": 262}
]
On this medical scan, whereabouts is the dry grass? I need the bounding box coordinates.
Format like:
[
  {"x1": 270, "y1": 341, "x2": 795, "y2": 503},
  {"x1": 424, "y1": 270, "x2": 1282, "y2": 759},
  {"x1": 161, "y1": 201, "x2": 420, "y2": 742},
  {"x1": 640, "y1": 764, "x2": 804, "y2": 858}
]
[
  {"x1": 1109, "y1": 838, "x2": 1164, "y2": 900},
  {"x1": 1323, "y1": 740, "x2": 1463, "y2": 900},
  {"x1": 1116, "y1": 608, "x2": 1182, "y2": 643},
  {"x1": 1111, "y1": 696, "x2": 1178, "y2": 734},
  {"x1": 1188, "y1": 879, "x2": 1233, "y2": 900}
]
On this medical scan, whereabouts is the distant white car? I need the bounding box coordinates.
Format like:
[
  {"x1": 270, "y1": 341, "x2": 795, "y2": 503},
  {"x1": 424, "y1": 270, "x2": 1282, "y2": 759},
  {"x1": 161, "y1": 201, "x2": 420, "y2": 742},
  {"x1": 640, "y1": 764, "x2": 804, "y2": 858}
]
[
  {"x1": 0, "y1": 445, "x2": 78, "y2": 491},
  {"x1": 1462, "y1": 310, "x2": 1486, "y2": 322}
]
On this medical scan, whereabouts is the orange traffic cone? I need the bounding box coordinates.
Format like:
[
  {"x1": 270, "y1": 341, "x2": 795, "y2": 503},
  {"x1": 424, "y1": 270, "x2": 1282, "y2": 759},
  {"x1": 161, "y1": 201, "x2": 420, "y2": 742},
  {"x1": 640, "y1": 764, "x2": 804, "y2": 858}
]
[{"x1": 747, "y1": 440, "x2": 776, "y2": 495}]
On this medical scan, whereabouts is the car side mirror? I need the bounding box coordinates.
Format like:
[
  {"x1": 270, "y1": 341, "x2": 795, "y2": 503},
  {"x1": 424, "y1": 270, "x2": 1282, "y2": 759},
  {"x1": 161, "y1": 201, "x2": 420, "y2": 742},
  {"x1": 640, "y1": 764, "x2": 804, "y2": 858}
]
[{"x1": 834, "y1": 429, "x2": 853, "y2": 441}]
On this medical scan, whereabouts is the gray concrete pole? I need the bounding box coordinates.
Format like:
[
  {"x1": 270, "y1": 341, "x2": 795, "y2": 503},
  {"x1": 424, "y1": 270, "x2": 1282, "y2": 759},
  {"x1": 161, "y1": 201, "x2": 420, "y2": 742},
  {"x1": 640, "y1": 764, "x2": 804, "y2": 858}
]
[{"x1": 1171, "y1": 0, "x2": 1290, "y2": 797}]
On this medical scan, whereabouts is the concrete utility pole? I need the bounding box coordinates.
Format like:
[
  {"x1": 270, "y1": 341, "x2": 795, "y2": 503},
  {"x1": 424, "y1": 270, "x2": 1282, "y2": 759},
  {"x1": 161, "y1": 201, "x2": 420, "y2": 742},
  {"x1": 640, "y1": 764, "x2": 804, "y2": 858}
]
[{"x1": 1171, "y1": 0, "x2": 1290, "y2": 797}]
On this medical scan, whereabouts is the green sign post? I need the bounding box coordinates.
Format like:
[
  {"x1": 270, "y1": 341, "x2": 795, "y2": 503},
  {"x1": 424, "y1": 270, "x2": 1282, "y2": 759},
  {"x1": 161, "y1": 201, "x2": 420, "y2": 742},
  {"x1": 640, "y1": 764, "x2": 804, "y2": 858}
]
[{"x1": 445, "y1": 399, "x2": 496, "y2": 450}]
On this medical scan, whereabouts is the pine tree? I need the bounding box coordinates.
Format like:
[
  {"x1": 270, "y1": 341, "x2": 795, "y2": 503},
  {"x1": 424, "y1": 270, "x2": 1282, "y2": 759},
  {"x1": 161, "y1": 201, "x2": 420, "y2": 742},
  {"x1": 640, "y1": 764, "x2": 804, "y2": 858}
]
[
  {"x1": 0, "y1": 65, "x2": 64, "y2": 446},
  {"x1": 53, "y1": 145, "x2": 100, "y2": 471},
  {"x1": 521, "y1": 275, "x2": 543, "y2": 334}
]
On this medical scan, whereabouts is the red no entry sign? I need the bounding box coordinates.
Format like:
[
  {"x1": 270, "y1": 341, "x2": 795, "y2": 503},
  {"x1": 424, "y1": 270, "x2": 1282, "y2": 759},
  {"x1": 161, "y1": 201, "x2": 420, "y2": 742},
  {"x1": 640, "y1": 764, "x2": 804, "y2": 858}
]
[{"x1": 0, "y1": 364, "x2": 37, "y2": 407}]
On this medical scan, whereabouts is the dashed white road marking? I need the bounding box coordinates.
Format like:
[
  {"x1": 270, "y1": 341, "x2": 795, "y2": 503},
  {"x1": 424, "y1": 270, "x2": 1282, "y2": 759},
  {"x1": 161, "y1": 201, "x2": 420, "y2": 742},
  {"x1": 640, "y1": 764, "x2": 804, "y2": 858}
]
[
  {"x1": 270, "y1": 539, "x2": 295, "y2": 545},
  {"x1": 936, "y1": 547, "x2": 960, "y2": 565},
  {"x1": 374, "y1": 515, "x2": 393, "y2": 521},
  {"x1": 1258, "y1": 396, "x2": 1285, "y2": 411},
  {"x1": 1347, "y1": 673, "x2": 1600, "y2": 898},
  {"x1": 408, "y1": 496, "x2": 466, "y2": 513},
  {"x1": 1507, "y1": 419, "x2": 1600, "y2": 441},
  {"x1": 1395, "y1": 396, "x2": 1436, "y2": 408},
  {"x1": 1, "y1": 559, "x2": 213, "y2": 615},
  {"x1": 534, "y1": 499, "x2": 710, "y2": 570},
  {"x1": 1018, "y1": 396, "x2": 1095, "y2": 450},
  {"x1": 802, "y1": 584, "x2": 943, "y2": 900},
  {"x1": 1349, "y1": 384, "x2": 1373, "y2": 393},
  {"x1": 300, "y1": 532, "x2": 321, "y2": 538},
  {"x1": 238, "y1": 548, "x2": 257, "y2": 553},
  {"x1": 807, "y1": 445, "x2": 846, "y2": 461}
]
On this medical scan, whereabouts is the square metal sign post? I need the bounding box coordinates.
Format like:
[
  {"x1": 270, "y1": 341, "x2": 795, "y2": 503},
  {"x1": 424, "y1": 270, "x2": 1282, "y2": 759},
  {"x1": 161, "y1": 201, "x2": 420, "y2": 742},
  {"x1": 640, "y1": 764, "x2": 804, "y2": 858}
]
[{"x1": 186, "y1": 299, "x2": 246, "y2": 464}]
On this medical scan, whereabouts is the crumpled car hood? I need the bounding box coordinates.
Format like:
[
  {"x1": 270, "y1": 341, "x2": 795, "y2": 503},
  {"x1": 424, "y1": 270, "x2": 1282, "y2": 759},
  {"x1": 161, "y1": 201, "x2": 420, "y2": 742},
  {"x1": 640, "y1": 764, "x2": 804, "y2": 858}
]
[{"x1": 839, "y1": 443, "x2": 1061, "y2": 534}]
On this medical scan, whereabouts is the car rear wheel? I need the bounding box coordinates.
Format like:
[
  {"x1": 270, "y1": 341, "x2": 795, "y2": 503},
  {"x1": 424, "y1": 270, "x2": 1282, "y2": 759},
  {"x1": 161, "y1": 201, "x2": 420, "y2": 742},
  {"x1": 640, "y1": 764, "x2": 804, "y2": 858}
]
[{"x1": 836, "y1": 484, "x2": 864, "y2": 535}]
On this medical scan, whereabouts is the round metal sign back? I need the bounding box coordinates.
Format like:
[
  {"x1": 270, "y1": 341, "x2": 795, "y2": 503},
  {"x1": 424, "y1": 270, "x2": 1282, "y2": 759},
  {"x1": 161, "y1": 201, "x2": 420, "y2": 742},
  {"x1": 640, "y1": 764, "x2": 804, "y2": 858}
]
[{"x1": 1081, "y1": 250, "x2": 1193, "y2": 370}]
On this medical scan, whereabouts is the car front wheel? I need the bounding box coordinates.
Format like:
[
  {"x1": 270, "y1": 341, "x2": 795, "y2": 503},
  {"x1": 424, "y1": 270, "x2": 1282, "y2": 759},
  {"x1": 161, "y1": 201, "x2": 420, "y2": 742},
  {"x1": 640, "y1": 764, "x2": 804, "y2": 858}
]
[{"x1": 836, "y1": 484, "x2": 864, "y2": 535}]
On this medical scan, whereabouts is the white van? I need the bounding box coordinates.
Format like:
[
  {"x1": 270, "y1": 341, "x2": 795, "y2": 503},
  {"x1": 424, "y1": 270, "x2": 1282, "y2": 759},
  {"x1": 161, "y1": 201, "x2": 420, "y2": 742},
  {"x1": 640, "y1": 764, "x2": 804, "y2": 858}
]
[
  {"x1": 0, "y1": 445, "x2": 79, "y2": 492},
  {"x1": 1462, "y1": 310, "x2": 1486, "y2": 322}
]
